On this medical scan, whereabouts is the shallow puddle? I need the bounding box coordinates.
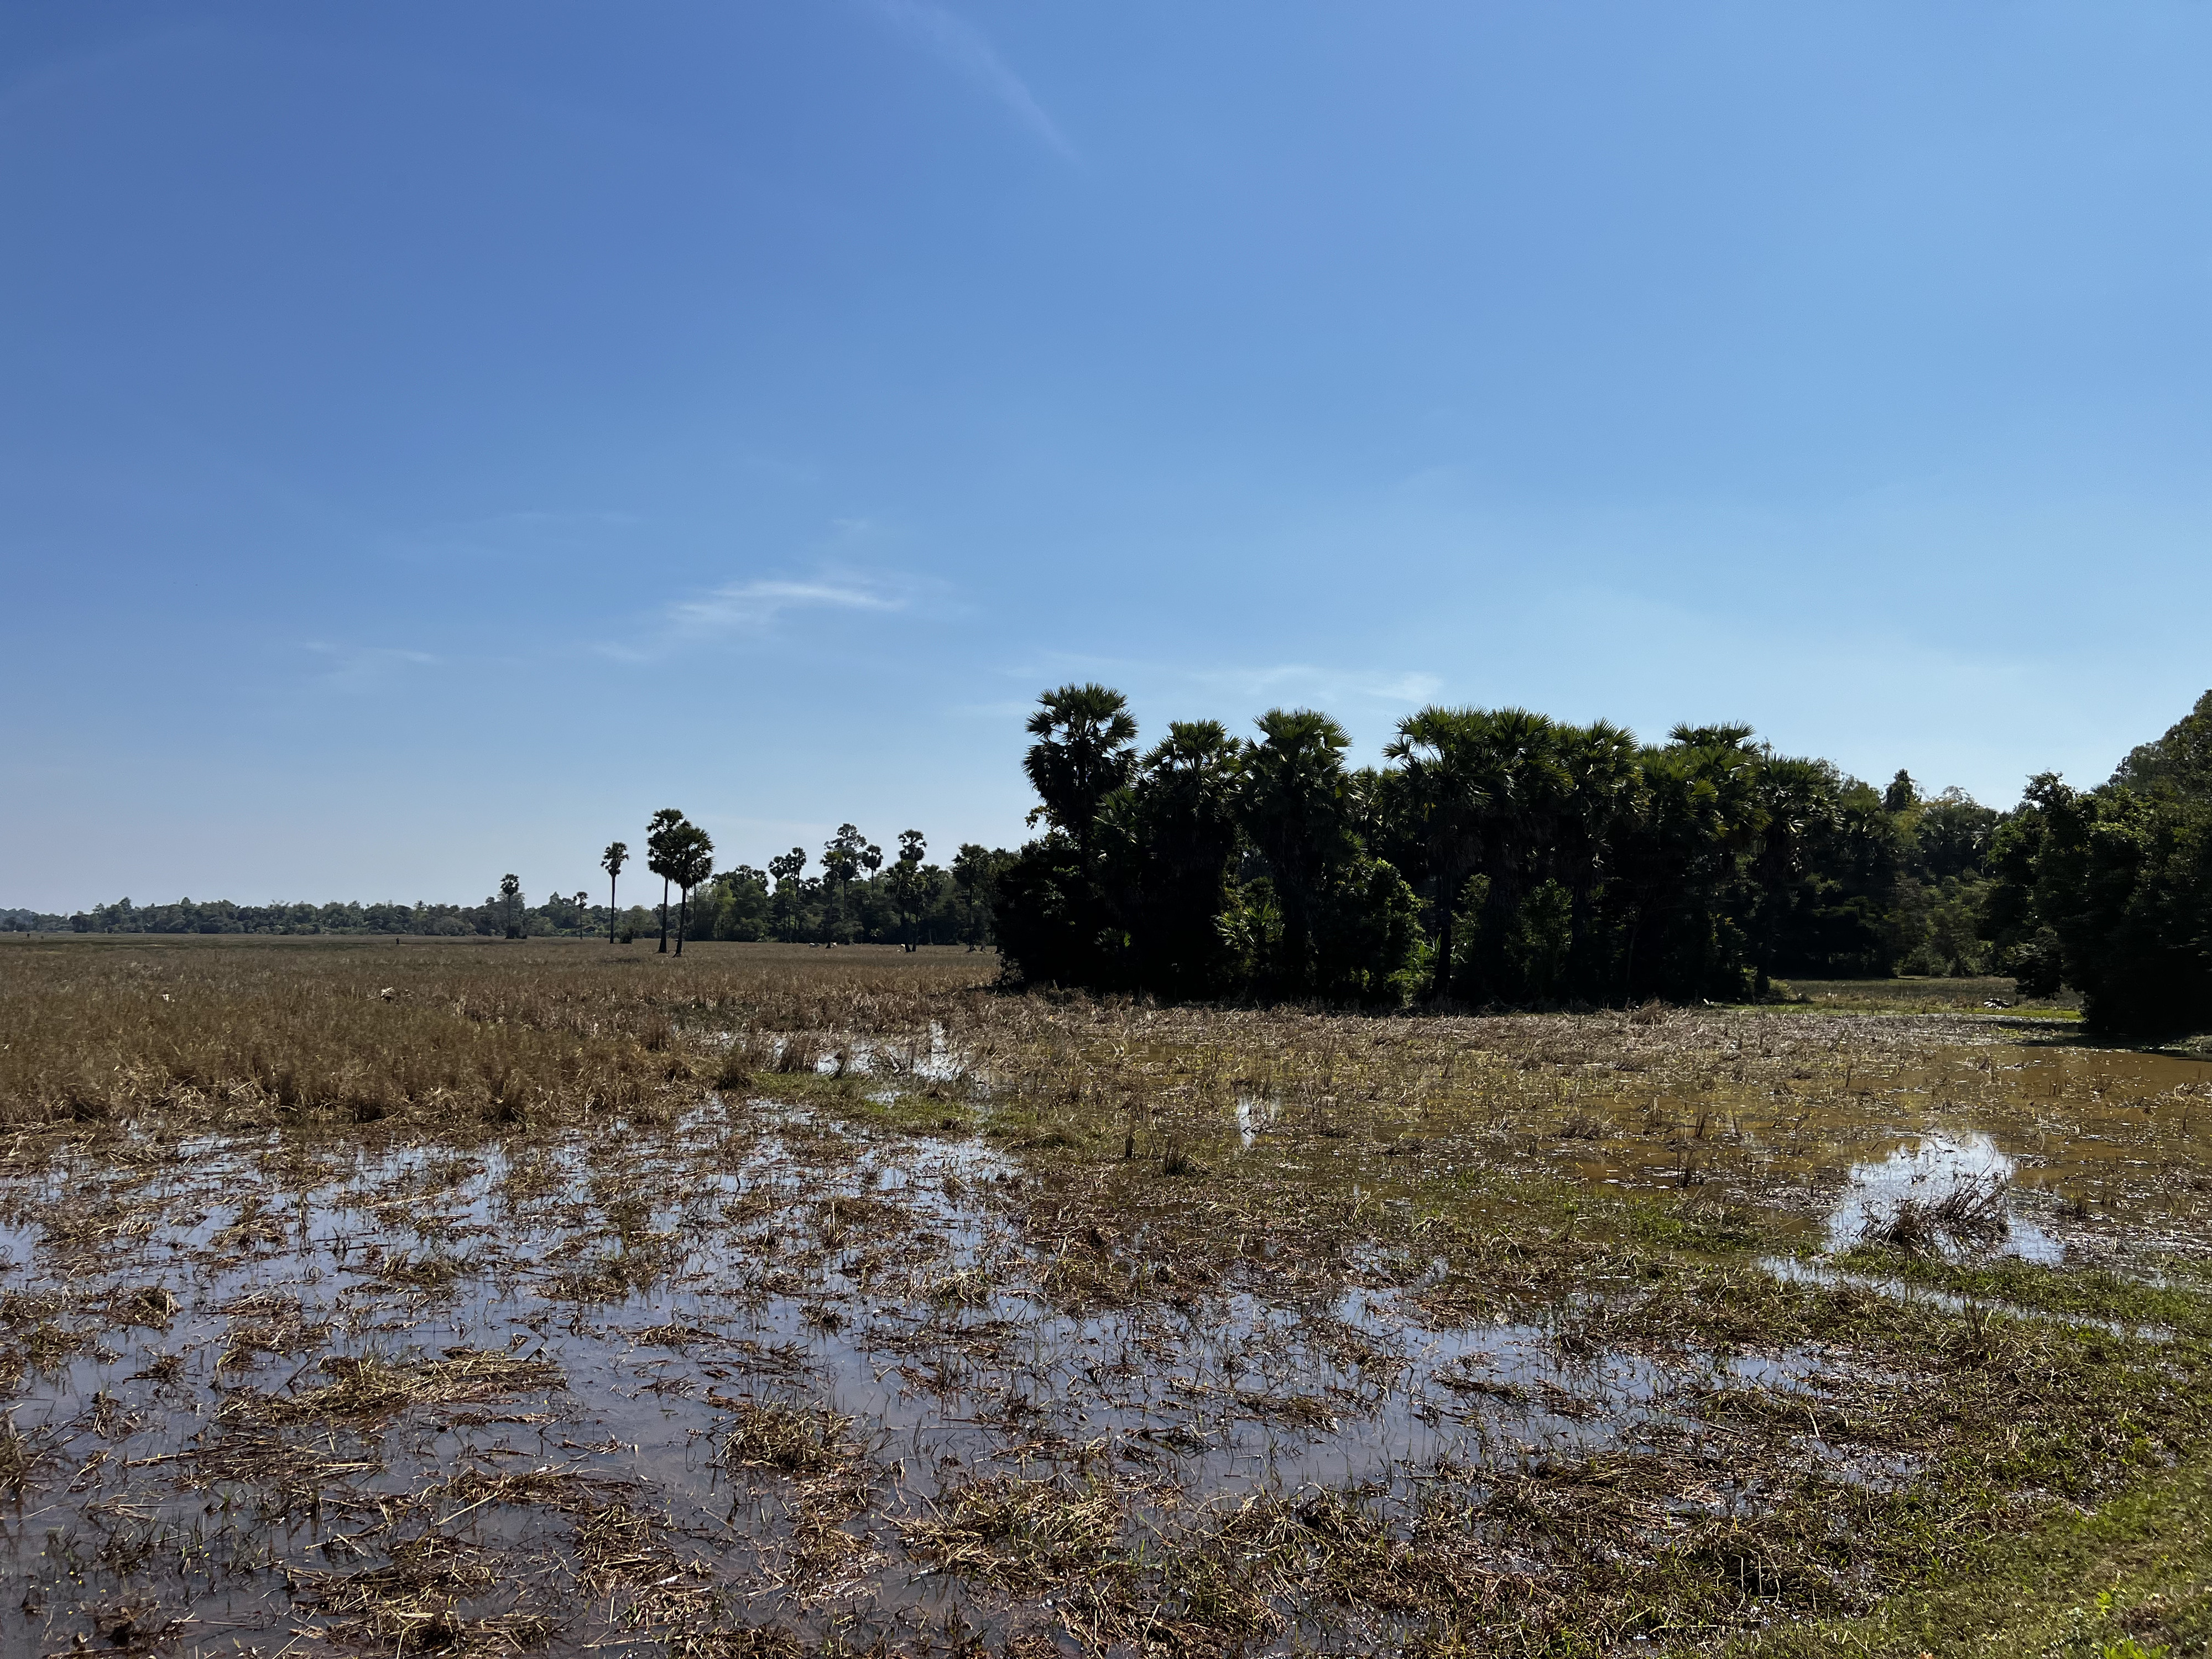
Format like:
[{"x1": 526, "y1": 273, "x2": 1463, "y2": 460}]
[
  {"x1": 0, "y1": 1098, "x2": 1925, "y2": 1655},
  {"x1": 1822, "y1": 1132, "x2": 2060, "y2": 1262},
  {"x1": 4, "y1": 1001, "x2": 2211, "y2": 1655}
]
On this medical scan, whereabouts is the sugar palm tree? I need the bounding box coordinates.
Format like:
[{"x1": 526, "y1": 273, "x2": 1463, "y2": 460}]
[
  {"x1": 1238, "y1": 708, "x2": 1355, "y2": 993},
  {"x1": 886, "y1": 829, "x2": 930, "y2": 950},
  {"x1": 599, "y1": 842, "x2": 628, "y2": 943},
  {"x1": 1383, "y1": 707, "x2": 1493, "y2": 1000},
  {"x1": 1024, "y1": 684, "x2": 1139, "y2": 855},
  {"x1": 820, "y1": 825, "x2": 874, "y2": 943},
  {"x1": 645, "y1": 808, "x2": 686, "y2": 953},
  {"x1": 769, "y1": 848, "x2": 807, "y2": 941},
  {"x1": 668, "y1": 822, "x2": 714, "y2": 957}
]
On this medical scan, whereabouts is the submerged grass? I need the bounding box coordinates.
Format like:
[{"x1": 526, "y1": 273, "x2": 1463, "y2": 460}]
[{"x1": 1, "y1": 936, "x2": 2210, "y2": 1654}]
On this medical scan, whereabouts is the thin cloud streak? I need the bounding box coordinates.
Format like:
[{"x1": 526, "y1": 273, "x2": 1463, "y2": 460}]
[
  {"x1": 302, "y1": 643, "x2": 439, "y2": 694},
  {"x1": 669, "y1": 577, "x2": 905, "y2": 635},
  {"x1": 874, "y1": 0, "x2": 1075, "y2": 159},
  {"x1": 596, "y1": 570, "x2": 917, "y2": 662}
]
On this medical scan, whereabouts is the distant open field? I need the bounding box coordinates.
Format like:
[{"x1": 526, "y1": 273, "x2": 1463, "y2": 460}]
[
  {"x1": 1780, "y1": 975, "x2": 2084, "y2": 1017},
  {"x1": 1, "y1": 936, "x2": 2208, "y2": 1656}
]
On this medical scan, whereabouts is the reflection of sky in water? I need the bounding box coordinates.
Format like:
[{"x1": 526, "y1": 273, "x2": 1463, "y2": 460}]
[
  {"x1": 0, "y1": 1100, "x2": 1918, "y2": 1647},
  {"x1": 1234, "y1": 1094, "x2": 1281, "y2": 1149},
  {"x1": 1825, "y1": 1132, "x2": 2061, "y2": 1263}
]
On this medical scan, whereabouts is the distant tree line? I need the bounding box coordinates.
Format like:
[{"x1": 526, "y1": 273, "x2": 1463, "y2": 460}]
[
  {"x1": 990, "y1": 683, "x2": 2212, "y2": 1036},
  {"x1": 0, "y1": 892, "x2": 630, "y2": 939},
  {"x1": 8, "y1": 823, "x2": 1016, "y2": 952}
]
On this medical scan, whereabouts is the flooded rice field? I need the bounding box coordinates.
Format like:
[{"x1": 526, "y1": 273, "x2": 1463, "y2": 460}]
[{"x1": 2, "y1": 943, "x2": 2210, "y2": 1656}]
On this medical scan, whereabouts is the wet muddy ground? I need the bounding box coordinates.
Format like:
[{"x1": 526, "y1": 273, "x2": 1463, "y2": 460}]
[{"x1": 2, "y1": 942, "x2": 2209, "y2": 1656}]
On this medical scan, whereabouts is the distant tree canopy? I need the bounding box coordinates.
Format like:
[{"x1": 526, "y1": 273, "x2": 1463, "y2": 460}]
[
  {"x1": 13, "y1": 860, "x2": 1010, "y2": 952},
  {"x1": 13, "y1": 805, "x2": 1012, "y2": 952},
  {"x1": 988, "y1": 682, "x2": 2185, "y2": 1024}
]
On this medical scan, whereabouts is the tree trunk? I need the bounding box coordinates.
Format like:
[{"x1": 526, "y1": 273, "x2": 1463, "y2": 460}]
[
  {"x1": 658, "y1": 879, "x2": 670, "y2": 953},
  {"x1": 1431, "y1": 867, "x2": 1458, "y2": 1002},
  {"x1": 608, "y1": 875, "x2": 618, "y2": 943},
  {"x1": 676, "y1": 888, "x2": 687, "y2": 956}
]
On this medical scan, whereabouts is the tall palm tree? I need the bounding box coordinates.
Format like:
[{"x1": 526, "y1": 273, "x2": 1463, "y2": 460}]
[
  {"x1": 1238, "y1": 708, "x2": 1355, "y2": 993},
  {"x1": 1550, "y1": 719, "x2": 1643, "y2": 991},
  {"x1": 820, "y1": 825, "x2": 874, "y2": 943},
  {"x1": 1383, "y1": 707, "x2": 1494, "y2": 1000},
  {"x1": 1124, "y1": 720, "x2": 1244, "y2": 996},
  {"x1": 599, "y1": 842, "x2": 628, "y2": 943},
  {"x1": 768, "y1": 848, "x2": 807, "y2": 942},
  {"x1": 669, "y1": 822, "x2": 714, "y2": 957},
  {"x1": 645, "y1": 808, "x2": 686, "y2": 953},
  {"x1": 1024, "y1": 684, "x2": 1139, "y2": 854},
  {"x1": 887, "y1": 829, "x2": 930, "y2": 950}
]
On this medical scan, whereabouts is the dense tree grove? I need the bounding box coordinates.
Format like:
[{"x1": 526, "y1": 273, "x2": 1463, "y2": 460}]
[
  {"x1": 990, "y1": 682, "x2": 2212, "y2": 1034},
  {"x1": 1983, "y1": 691, "x2": 2212, "y2": 1036}
]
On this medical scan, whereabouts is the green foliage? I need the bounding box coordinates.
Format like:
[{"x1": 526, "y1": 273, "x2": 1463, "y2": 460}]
[
  {"x1": 1974, "y1": 692, "x2": 2212, "y2": 1034},
  {"x1": 643, "y1": 806, "x2": 687, "y2": 953},
  {"x1": 1991, "y1": 774, "x2": 2212, "y2": 1035},
  {"x1": 1102, "y1": 720, "x2": 1246, "y2": 997},
  {"x1": 992, "y1": 683, "x2": 2047, "y2": 1008},
  {"x1": 885, "y1": 830, "x2": 936, "y2": 950},
  {"x1": 1022, "y1": 683, "x2": 1138, "y2": 847}
]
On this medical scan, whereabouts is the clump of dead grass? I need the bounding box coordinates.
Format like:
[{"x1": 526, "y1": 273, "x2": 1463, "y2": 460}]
[
  {"x1": 720, "y1": 1398, "x2": 853, "y2": 1476},
  {"x1": 1861, "y1": 1171, "x2": 2011, "y2": 1255},
  {"x1": 304, "y1": 1531, "x2": 547, "y2": 1654},
  {"x1": 233, "y1": 1347, "x2": 564, "y2": 1426},
  {"x1": 898, "y1": 1474, "x2": 1125, "y2": 1590}
]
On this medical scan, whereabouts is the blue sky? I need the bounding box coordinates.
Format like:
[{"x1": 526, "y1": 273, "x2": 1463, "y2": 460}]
[{"x1": 3, "y1": 2, "x2": 2205, "y2": 910}]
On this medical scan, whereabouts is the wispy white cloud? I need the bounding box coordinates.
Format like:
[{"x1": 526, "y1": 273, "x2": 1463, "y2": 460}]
[
  {"x1": 598, "y1": 566, "x2": 921, "y2": 662},
  {"x1": 874, "y1": 0, "x2": 1074, "y2": 159},
  {"x1": 303, "y1": 643, "x2": 439, "y2": 694},
  {"x1": 667, "y1": 575, "x2": 906, "y2": 636}
]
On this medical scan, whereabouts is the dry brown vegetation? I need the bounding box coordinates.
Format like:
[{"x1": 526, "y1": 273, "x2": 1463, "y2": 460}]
[{"x1": 1, "y1": 937, "x2": 2209, "y2": 1656}]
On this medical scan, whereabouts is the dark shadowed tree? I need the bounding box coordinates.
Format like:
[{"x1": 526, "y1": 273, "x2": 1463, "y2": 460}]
[
  {"x1": 769, "y1": 848, "x2": 807, "y2": 942},
  {"x1": 499, "y1": 874, "x2": 522, "y2": 939},
  {"x1": 1238, "y1": 708, "x2": 1359, "y2": 995},
  {"x1": 993, "y1": 686, "x2": 1143, "y2": 987},
  {"x1": 1105, "y1": 719, "x2": 1246, "y2": 997},
  {"x1": 1024, "y1": 684, "x2": 1139, "y2": 854},
  {"x1": 1550, "y1": 719, "x2": 1644, "y2": 990},
  {"x1": 820, "y1": 825, "x2": 873, "y2": 943},
  {"x1": 951, "y1": 844, "x2": 1009, "y2": 950},
  {"x1": 599, "y1": 842, "x2": 628, "y2": 944},
  {"x1": 1383, "y1": 707, "x2": 1494, "y2": 1001},
  {"x1": 645, "y1": 808, "x2": 686, "y2": 953},
  {"x1": 667, "y1": 822, "x2": 714, "y2": 957},
  {"x1": 886, "y1": 830, "x2": 932, "y2": 950}
]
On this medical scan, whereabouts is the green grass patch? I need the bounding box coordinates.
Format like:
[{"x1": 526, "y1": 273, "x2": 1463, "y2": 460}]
[
  {"x1": 1833, "y1": 1249, "x2": 2212, "y2": 1343},
  {"x1": 1733, "y1": 1447, "x2": 2212, "y2": 1657}
]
